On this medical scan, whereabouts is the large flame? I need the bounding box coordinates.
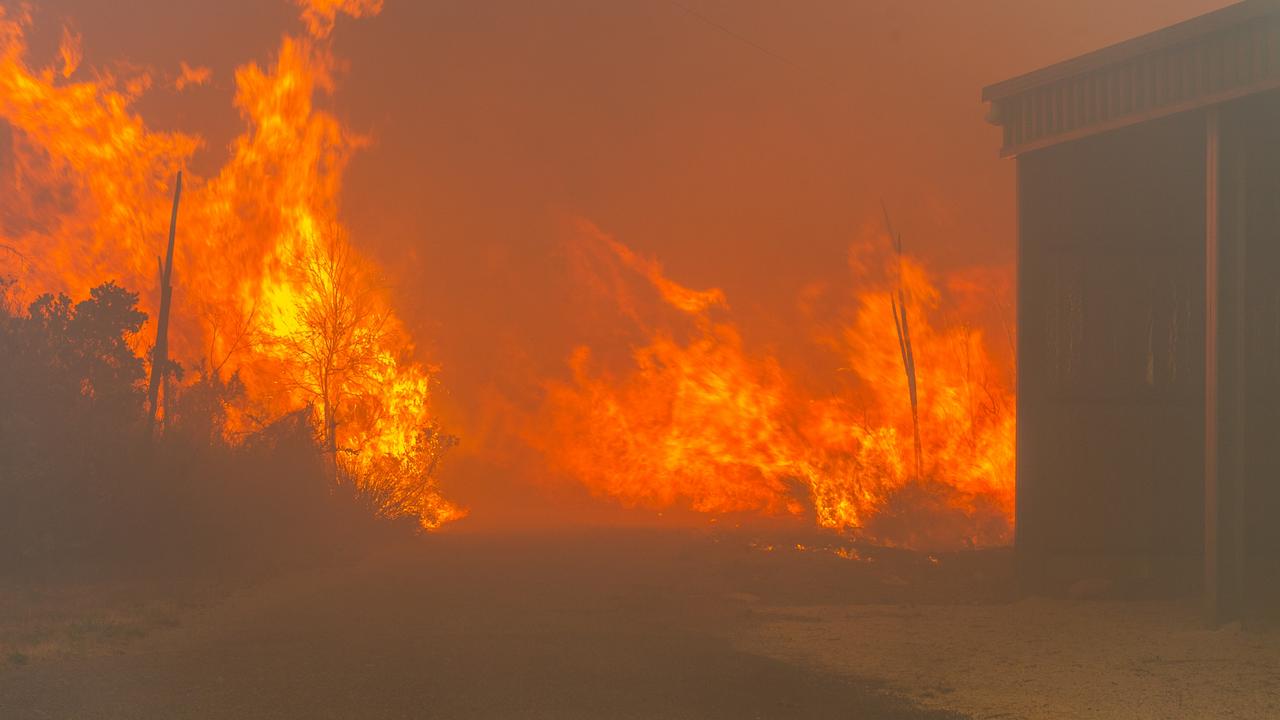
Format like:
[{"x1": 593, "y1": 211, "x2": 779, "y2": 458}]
[
  {"x1": 531, "y1": 221, "x2": 1014, "y2": 550},
  {"x1": 0, "y1": 4, "x2": 462, "y2": 528},
  {"x1": 0, "y1": 2, "x2": 1013, "y2": 545}
]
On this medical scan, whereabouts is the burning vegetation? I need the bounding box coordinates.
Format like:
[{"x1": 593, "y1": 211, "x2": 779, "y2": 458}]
[
  {"x1": 0, "y1": 0, "x2": 1013, "y2": 552},
  {"x1": 531, "y1": 220, "x2": 1014, "y2": 550},
  {"x1": 0, "y1": 2, "x2": 460, "y2": 530}
]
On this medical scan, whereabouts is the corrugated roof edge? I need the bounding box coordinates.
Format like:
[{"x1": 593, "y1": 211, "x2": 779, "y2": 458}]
[{"x1": 982, "y1": 0, "x2": 1280, "y2": 102}]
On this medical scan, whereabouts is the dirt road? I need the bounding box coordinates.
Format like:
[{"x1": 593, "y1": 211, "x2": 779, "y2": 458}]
[{"x1": 0, "y1": 530, "x2": 970, "y2": 719}]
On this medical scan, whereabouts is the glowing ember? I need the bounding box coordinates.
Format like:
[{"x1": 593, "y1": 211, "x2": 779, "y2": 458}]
[
  {"x1": 530, "y1": 220, "x2": 1014, "y2": 550},
  {"x1": 0, "y1": 4, "x2": 461, "y2": 528}
]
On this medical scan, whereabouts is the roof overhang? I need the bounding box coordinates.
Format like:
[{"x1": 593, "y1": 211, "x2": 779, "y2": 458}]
[{"x1": 983, "y1": 0, "x2": 1280, "y2": 157}]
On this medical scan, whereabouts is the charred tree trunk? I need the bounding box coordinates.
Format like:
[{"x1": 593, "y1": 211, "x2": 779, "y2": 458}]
[
  {"x1": 882, "y1": 204, "x2": 924, "y2": 480},
  {"x1": 325, "y1": 379, "x2": 338, "y2": 468},
  {"x1": 146, "y1": 172, "x2": 183, "y2": 436},
  {"x1": 891, "y1": 290, "x2": 924, "y2": 480}
]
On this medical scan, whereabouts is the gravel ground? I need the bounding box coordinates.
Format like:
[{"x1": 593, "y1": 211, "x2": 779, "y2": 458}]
[{"x1": 738, "y1": 596, "x2": 1280, "y2": 719}]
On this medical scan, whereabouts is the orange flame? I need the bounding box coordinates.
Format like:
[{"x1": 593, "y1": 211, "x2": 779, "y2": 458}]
[
  {"x1": 295, "y1": 0, "x2": 385, "y2": 38},
  {"x1": 0, "y1": 5, "x2": 462, "y2": 529},
  {"x1": 530, "y1": 221, "x2": 1014, "y2": 550},
  {"x1": 58, "y1": 24, "x2": 80, "y2": 79},
  {"x1": 174, "y1": 61, "x2": 210, "y2": 91}
]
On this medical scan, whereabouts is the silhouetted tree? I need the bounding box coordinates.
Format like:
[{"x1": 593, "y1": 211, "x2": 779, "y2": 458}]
[
  {"x1": 0, "y1": 281, "x2": 147, "y2": 562},
  {"x1": 166, "y1": 364, "x2": 245, "y2": 448}
]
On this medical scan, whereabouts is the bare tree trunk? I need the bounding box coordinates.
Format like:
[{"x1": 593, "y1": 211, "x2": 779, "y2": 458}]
[
  {"x1": 891, "y1": 292, "x2": 924, "y2": 479},
  {"x1": 147, "y1": 172, "x2": 183, "y2": 437},
  {"x1": 321, "y1": 371, "x2": 339, "y2": 478},
  {"x1": 883, "y1": 204, "x2": 923, "y2": 480}
]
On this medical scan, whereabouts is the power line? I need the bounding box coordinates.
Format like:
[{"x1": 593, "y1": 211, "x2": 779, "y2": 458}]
[
  {"x1": 663, "y1": 0, "x2": 860, "y2": 102},
  {"x1": 667, "y1": 0, "x2": 798, "y2": 69}
]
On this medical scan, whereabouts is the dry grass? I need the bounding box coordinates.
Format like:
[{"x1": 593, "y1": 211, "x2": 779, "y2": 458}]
[{"x1": 0, "y1": 578, "x2": 220, "y2": 666}]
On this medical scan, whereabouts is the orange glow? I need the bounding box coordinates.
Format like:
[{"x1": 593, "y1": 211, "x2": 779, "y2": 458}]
[
  {"x1": 0, "y1": 5, "x2": 461, "y2": 529},
  {"x1": 530, "y1": 221, "x2": 1014, "y2": 550}
]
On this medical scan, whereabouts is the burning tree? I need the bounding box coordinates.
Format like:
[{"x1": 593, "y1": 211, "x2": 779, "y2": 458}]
[
  {"x1": 276, "y1": 221, "x2": 463, "y2": 528},
  {"x1": 280, "y1": 221, "x2": 390, "y2": 462}
]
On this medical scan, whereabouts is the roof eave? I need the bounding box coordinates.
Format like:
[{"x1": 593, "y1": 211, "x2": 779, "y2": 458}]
[{"x1": 983, "y1": 0, "x2": 1280, "y2": 103}]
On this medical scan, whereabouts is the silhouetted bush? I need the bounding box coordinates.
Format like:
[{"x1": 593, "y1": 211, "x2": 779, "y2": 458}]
[{"x1": 0, "y1": 279, "x2": 411, "y2": 575}]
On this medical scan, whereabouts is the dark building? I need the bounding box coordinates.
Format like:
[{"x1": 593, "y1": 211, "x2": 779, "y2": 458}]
[{"x1": 983, "y1": 0, "x2": 1280, "y2": 621}]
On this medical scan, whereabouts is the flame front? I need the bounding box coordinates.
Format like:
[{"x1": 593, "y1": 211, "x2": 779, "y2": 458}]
[
  {"x1": 0, "y1": 2, "x2": 1012, "y2": 545},
  {"x1": 531, "y1": 221, "x2": 1014, "y2": 550},
  {"x1": 0, "y1": 5, "x2": 462, "y2": 528}
]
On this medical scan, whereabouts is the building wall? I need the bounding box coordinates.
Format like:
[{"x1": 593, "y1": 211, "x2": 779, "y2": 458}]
[
  {"x1": 1221, "y1": 90, "x2": 1280, "y2": 610},
  {"x1": 1017, "y1": 111, "x2": 1207, "y2": 589}
]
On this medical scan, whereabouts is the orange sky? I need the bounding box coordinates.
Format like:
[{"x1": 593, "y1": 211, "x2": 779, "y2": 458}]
[{"x1": 14, "y1": 0, "x2": 1235, "y2": 527}]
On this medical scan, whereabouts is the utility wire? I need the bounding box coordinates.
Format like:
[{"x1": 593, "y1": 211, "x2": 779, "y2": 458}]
[
  {"x1": 666, "y1": 0, "x2": 798, "y2": 69},
  {"x1": 664, "y1": 0, "x2": 863, "y2": 103}
]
